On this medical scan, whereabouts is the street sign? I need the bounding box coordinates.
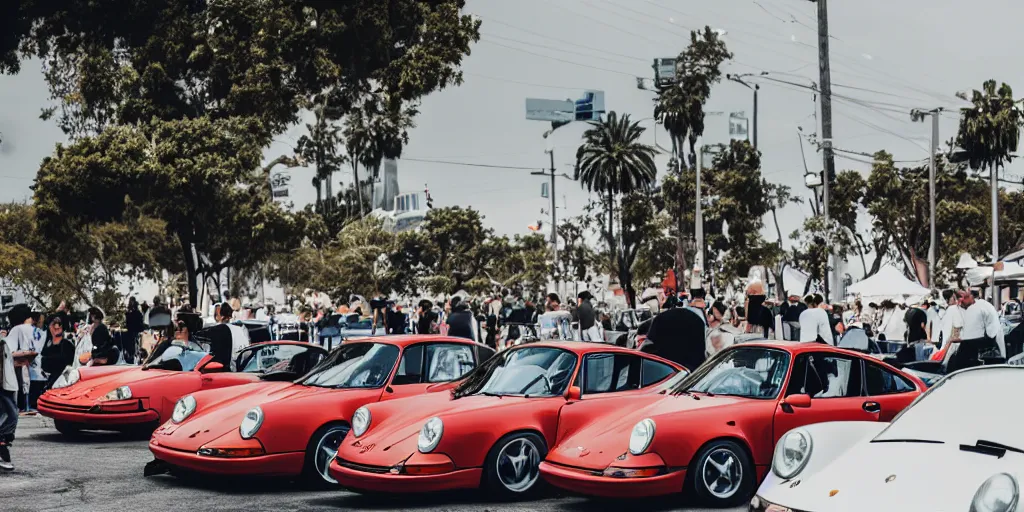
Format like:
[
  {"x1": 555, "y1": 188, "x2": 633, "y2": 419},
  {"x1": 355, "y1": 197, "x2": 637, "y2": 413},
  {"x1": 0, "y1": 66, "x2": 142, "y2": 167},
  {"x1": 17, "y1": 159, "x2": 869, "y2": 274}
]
[
  {"x1": 541, "y1": 182, "x2": 549, "y2": 198},
  {"x1": 525, "y1": 91, "x2": 606, "y2": 123},
  {"x1": 729, "y1": 112, "x2": 749, "y2": 142},
  {"x1": 270, "y1": 171, "x2": 291, "y2": 203},
  {"x1": 653, "y1": 58, "x2": 677, "y2": 87}
]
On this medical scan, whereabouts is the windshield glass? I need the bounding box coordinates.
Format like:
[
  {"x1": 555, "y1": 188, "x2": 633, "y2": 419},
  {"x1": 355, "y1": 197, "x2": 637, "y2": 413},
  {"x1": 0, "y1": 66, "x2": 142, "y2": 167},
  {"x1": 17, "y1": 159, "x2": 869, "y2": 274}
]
[
  {"x1": 673, "y1": 346, "x2": 789, "y2": 399},
  {"x1": 143, "y1": 340, "x2": 208, "y2": 371},
  {"x1": 456, "y1": 346, "x2": 577, "y2": 398},
  {"x1": 875, "y1": 367, "x2": 1024, "y2": 444},
  {"x1": 298, "y1": 343, "x2": 398, "y2": 388}
]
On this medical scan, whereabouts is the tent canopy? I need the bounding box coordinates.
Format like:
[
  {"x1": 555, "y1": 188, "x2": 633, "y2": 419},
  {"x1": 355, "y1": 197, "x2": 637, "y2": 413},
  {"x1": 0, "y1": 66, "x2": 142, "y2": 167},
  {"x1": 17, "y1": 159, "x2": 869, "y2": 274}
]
[
  {"x1": 966, "y1": 261, "x2": 1024, "y2": 286},
  {"x1": 847, "y1": 265, "x2": 929, "y2": 302}
]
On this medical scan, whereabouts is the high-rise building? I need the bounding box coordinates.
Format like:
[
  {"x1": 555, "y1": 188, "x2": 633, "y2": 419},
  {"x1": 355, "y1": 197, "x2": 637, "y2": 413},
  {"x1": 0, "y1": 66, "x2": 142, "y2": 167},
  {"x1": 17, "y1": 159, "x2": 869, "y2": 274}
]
[{"x1": 374, "y1": 158, "x2": 400, "y2": 211}]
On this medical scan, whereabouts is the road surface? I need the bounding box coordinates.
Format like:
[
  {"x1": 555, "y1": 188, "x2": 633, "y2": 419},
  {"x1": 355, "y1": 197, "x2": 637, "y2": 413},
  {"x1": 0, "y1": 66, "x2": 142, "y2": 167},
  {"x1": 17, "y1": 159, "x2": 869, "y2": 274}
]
[{"x1": 1, "y1": 416, "x2": 746, "y2": 512}]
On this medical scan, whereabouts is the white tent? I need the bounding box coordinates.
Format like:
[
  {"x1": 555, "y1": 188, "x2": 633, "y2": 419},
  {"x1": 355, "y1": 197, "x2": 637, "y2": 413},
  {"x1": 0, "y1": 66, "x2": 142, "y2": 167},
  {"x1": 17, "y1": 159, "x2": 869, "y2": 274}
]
[
  {"x1": 847, "y1": 265, "x2": 930, "y2": 303},
  {"x1": 966, "y1": 262, "x2": 1024, "y2": 286}
]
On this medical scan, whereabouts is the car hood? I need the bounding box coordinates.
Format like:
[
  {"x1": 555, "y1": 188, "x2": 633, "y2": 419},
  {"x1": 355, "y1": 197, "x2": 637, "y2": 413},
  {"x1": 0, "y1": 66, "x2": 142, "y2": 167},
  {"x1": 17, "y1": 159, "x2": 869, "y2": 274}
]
[
  {"x1": 760, "y1": 441, "x2": 1024, "y2": 511},
  {"x1": 156, "y1": 382, "x2": 381, "y2": 453},
  {"x1": 548, "y1": 392, "x2": 759, "y2": 470},
  {"x1": 339, "y1": 393, "x2": 563, "y2": 467},
  {"x1": 46, "y1": 368, "x2": 190, "y2": 402}
]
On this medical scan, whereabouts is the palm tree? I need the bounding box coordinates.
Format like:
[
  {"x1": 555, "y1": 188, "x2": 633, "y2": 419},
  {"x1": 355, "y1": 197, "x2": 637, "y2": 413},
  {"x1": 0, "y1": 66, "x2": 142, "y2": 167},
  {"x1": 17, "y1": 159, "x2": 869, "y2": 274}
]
[
  {"x1": 343, "y1": 108, "x2": 371, "y2": 216},
  {"x1": 575, "y1": 111, "x2": 657, "y2": 303},
  {"x1": 954, "y1": 79, "x2": 1024, "y2": 307}
]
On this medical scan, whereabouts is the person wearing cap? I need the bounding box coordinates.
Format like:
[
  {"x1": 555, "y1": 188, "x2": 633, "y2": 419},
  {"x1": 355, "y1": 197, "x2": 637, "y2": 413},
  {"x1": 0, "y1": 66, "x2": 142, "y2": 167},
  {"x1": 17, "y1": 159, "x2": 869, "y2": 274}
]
[
  {"x1": 41, "y1": 316, "x2": 74, "y2": 389},
  {"x1": 576, "y1": 291, "x2": 598, "y2": 341}
]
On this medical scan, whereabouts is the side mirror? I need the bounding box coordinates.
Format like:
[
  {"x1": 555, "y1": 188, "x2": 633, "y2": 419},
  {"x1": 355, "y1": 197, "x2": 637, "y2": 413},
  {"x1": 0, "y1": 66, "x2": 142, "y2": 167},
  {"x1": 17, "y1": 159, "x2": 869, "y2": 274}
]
[
  {"x1": 200, "y1": 362, "x2": 225, "y2": 374},
  {"x1": 783, "y1": 394, "x2": 812, "y2": 409},
  {"x1": 566, "y1": 386, "x2": 581, "y2": 401}
]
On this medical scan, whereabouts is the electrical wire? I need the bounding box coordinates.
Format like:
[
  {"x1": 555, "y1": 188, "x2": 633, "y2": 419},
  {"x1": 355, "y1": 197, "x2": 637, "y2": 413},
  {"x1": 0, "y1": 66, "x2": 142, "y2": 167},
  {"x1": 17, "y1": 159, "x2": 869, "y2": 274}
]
[
  {"x1": 479, "y1": 40, "x2": 641, "y2": 77},
  {"x1": 401, "y1": 157, "x2": 544, "y2": 171},
  {"x1": 474, "y1": 15, "x2": 651, "y2": 63},
  {"x1": 481, "y1": 33, "x2": 643, "y2": 67}
]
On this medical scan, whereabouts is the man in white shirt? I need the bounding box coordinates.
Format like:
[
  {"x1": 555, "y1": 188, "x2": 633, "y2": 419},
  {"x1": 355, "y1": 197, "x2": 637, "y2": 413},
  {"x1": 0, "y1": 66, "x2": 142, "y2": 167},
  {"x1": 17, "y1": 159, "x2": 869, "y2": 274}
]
[
  {"x1": 958, "y1": 290, "x2": 1004, "y2": 357},
  {"x1": 799, "y1": 294, "x2": 834, "y2": 344},
  {"x1": 217, "y1": 303, "x2": 251, "y2": 362},
  {"x1": 937, "y1": 290, "x2": 964, "y2": 347}
]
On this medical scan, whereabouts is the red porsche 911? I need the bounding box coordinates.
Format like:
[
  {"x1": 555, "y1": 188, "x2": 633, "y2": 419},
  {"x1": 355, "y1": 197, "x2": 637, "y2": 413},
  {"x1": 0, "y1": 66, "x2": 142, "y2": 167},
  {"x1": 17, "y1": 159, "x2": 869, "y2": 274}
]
[
  {"x1": 538, "y1": 342, "x2": 926, "y2": 507},
  {"x1": 39, "y1": 340, "x2": 327, "y2": 436},
  {"x1": 329, "y1": 342, "x2": 685, "y2": 498},
  {"x1": 147, "y1": 336, "x2": 495, "y2": 487}
]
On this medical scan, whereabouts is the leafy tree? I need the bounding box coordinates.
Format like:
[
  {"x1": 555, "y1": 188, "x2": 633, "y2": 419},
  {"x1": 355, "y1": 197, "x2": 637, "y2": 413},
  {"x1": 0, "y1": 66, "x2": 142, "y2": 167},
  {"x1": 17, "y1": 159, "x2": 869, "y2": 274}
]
[
  {"x1": 491, "y1": 234, "x2": 553, "y2": 298},
  {"x1": 557, "y1": 217, "x2": 599, "y2": 289},
  {"x1": 418, "y1": 206, "x2": 493, "y2": 294},
  {"x1": 295, "y1": 99, "x2": 346, "y2": 214},
  {"x1": 953, "y1": 79, "x2": 1024, "y2": 267}
]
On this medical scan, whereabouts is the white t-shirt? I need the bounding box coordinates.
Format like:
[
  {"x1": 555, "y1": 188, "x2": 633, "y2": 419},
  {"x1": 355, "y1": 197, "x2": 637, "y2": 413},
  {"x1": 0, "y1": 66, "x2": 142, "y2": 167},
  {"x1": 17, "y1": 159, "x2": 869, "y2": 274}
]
[
  {"x1": 10, "y1": 324, "x2": 43, "y2": 380},
  {"x1": 878, "y1": 309, "x2": 907, "y2": 343},
  {"x1": 925, "y1": 308, "x2": 939, "y2": 341},
  {"x1": 798, "y1": 308, "x2": 834, "y2": 344},
  {"x1": 962, "y1": 299, "x2": 1004, "y2": 356},
  {"x1": 937, "y1": 306, "x2": 964, "y2": 344},
  {"x1": 226, "y1": 324, "x2": 251, "y2": 357}
]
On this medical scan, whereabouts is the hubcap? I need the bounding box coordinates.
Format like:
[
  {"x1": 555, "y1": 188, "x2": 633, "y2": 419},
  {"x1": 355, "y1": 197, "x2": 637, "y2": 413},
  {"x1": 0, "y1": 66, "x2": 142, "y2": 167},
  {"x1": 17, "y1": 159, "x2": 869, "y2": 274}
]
[
  {"x1": 496, "y1": 438, "x2": 541, "y2": 492},
  {"x1": 315, "y1": 426, "x2": 350, "y2": 483},
  {"x1": 702, "y1": 447, "x2": 743, "y2": 499}
]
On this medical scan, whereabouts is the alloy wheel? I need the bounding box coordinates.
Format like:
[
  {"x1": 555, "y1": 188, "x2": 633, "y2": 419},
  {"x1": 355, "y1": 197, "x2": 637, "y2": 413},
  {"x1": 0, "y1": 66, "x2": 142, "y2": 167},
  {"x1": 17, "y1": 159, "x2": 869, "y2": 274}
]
[
  {"x1": 314, "y1": 426, "x2": 350, "y2": 484},
  {"x1": 702, "y1": 447, "x2": 743, "y2": 499},
  {"x1": 495, "y1": 437, "x2": 541, "y2": 492}
]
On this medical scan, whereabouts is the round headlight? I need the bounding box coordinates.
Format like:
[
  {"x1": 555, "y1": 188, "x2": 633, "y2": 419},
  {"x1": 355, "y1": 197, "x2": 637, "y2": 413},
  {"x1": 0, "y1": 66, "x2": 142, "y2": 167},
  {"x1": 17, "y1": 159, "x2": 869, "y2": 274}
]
[
  {"x1": 171, "y1": 395, "x2": 197, "y2": 424},
  {"x1": 352, "y1": 407, "x2": 371, "y2": 437},
  {"x1": 102, "y1": 386, "x2": 133, "y2": 401},
  {"x1": 239, "y1": 406, "x2": 264, "y2": 440},
  {"x1": 417, "y1": 417, "x2": 444, "y2": 453},
  {"x1": 628, "y1": 418, "x2": 657, "y2": 455},
  {"x1": 53, "y1": 368, "x2": 80, "y2": 389},
  {"x1": 971, "y1": 473, "x2": 1019, "y2": 512},
  {"x1": 772, "y1": 428, "x2": 813, "y2": 479}
]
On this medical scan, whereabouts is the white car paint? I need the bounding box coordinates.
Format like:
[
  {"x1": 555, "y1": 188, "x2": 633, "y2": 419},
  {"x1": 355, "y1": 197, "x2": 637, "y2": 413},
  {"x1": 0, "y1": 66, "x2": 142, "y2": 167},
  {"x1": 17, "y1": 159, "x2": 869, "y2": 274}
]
[{"x1": 756, "y1": 366, "x2": 1024, "y2": 512}]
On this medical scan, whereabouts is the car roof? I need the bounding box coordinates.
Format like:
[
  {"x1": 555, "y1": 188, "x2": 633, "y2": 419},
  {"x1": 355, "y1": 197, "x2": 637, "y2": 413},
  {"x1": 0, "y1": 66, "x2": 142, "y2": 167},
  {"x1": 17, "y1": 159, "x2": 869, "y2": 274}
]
[
  {"x1": 249, "y1": 340, "x2": 329, "y2": 353},
  {"x1": 341, "y1": 335, "x2": 486, "y2": 348},
  {"x1": 739, "y1": 340, "x2": 867, "y2": 357},
  {"x1": 515, "y1": 341, "x2": 683, "y2": 369}
]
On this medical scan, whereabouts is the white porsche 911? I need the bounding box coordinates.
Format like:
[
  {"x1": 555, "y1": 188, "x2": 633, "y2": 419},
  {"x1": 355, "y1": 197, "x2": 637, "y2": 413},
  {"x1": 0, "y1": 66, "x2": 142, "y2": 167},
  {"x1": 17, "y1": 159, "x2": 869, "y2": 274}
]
[{"x1": 751, "y1": 365, "x2": 1022, "y2": 512}]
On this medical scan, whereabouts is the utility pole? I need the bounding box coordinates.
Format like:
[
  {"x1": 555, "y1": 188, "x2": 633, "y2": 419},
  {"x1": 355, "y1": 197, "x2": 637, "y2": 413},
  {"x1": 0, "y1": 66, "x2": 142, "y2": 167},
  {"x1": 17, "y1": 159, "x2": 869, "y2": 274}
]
[
  {"x1": 811, "y1": 0, "x2": 837, "y2": 301},
  {"x1": 695, "y1": 144, "x2": 704, "y2": 276},
  {"x1": 533, "y1": 148, "x2": 559, "y2": 291},
  {"x1": 912, "y1": 107, "x2": 942, "y2": 290},
  {"x1": 727, "y1": 72, "x2": 768, "y2": 149}
]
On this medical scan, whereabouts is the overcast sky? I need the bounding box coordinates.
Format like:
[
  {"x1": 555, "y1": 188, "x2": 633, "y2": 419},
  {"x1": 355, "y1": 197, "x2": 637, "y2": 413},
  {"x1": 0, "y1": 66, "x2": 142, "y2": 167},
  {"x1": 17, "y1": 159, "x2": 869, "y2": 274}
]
[{"x1": 3, "y1": 0, "x2": 1023, "y2": 280}]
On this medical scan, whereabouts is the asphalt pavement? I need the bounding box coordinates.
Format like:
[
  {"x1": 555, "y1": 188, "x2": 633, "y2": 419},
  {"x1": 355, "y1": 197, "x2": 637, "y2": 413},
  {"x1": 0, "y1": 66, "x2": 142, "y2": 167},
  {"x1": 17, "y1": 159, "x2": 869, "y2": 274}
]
[{"x1": 0, "y1": 416, "x2": 745, "y2": 512}]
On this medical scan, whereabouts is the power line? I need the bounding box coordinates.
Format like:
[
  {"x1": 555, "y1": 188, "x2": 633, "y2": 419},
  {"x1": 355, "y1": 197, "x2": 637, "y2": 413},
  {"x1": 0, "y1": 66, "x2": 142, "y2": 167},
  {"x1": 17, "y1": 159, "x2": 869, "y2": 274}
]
[
  {"x1": 402, "y1": 157, "x2": 544, "y2": 171},
  {"x1": 481, "y1": 33, "x2": 642, "y2": 67},
  {"x1": 464, "y1": 72, "x2": 593, "y2": 92},
  {"x1": 474, "y1": 15, "x2": 651, "y2": 63},
  {"x1": 479, "y1": 40, "x2": 640, "y2": 78}
]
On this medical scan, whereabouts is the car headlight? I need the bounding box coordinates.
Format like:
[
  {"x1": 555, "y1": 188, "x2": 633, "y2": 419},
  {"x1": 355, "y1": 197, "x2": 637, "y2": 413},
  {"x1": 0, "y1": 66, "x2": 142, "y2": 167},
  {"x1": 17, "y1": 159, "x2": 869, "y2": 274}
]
[
  {"x1": 971, "y1": 473, "x2": 1019, "y2": 512},
  {"x1": 52, "y1": 368, "x2": 80, "y2": 389},
  {"x1": 352, "y1": 406, "x2": 371, "y2": 437},
  {"x1": 171, "y1": 395, "x2": 196, "y2": 424},
  {"x1": 101, "y1": 386, "x2": 132, "y2": 401},
  {"x1": 417, "y1": 417, "x2": 444, "y2": 453},
  {"x1": 628, "y1": 418, "x2": 656, "y2": 455},
  {"x1": 772, "y1": 428, "x2": 813, "y2": 479},
  {"x1": 239, "y1": 406, "x2": 264, "y2": 440}
]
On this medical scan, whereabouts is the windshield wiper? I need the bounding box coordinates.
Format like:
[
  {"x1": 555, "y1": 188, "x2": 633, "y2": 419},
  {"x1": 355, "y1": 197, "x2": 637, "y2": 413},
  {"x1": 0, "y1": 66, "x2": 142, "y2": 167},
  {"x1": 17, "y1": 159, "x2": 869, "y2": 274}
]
[
  {"x1": 961, "y1": 439, "x2": 1024, "y2": 458},
  {"x1": 477, "y1": 391, "x2": 505, "y2": 398}
]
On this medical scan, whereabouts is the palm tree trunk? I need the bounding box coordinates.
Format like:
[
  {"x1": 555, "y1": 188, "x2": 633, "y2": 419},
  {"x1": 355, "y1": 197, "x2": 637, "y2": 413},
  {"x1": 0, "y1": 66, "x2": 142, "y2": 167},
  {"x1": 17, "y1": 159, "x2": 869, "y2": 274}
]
[{"x1": 314, "y1": 178, "x2": 322, "y2": 213}]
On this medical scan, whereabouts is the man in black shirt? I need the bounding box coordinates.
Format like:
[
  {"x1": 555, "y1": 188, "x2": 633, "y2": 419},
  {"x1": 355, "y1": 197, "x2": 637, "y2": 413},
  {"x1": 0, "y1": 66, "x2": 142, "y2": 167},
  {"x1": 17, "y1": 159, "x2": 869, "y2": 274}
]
[
  {"x1": 577, "y1": 291, "x2": 597, "y2": 341},
  {"x1": 445, "y1": 297, "x2": 476, "y2": 341}
]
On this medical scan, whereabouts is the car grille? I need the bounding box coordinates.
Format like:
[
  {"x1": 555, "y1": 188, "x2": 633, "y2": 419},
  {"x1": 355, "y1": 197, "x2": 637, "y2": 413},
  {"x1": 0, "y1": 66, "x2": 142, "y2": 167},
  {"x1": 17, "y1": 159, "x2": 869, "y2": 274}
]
[
  {"x1": 38, "y1": 398, "x2": 94, "y2": 413},
  {"x1": 335, "y1": 458, "x2": 392, "y2": 475}
]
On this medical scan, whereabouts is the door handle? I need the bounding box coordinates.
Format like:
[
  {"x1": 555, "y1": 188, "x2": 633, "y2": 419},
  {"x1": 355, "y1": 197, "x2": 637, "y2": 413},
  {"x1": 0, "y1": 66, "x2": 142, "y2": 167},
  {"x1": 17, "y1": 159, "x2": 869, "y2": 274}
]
[
  {"x1": 202, "y1": 376, "x2": 213, "y2": 382},
  {"x1": 862, "y1": 401, "x2": 881, "y2": 413}
]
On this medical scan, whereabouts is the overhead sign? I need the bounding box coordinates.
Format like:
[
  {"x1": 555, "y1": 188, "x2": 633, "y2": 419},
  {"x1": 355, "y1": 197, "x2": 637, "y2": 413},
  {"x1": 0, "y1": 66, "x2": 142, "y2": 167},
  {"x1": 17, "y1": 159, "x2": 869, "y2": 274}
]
[
  {"x1": 270, "y1": 171, "x2": 291, "y2": 203},
  {"x1": 541, "y1": 182, "x2": 549, "y2": 198},
  {"x1": 525, "y1": 90, "x2": 606, "y2": 123},
  {"x1": 729, "y1": 112, "x2": 749, "y2": 142},
  {"x1": 653, "y1": 58, "x2": 677, "y2": 87}
]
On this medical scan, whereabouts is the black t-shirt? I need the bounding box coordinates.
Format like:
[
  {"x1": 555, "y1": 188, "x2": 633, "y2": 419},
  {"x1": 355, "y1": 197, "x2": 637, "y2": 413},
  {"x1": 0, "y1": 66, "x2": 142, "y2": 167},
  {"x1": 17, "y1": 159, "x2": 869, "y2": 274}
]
[
  {"x1": 201, "y1": 324, "x2": 234, "y2": 367},
  {"x1": 446, "y1": 309, "x2": 475, "y2": 340},
  {"x1": 577, "y1": 301, "x2": 596, "y2": 330},
  {"x1": 906, "y1": 307, "x2": 928, "y2": 342}
]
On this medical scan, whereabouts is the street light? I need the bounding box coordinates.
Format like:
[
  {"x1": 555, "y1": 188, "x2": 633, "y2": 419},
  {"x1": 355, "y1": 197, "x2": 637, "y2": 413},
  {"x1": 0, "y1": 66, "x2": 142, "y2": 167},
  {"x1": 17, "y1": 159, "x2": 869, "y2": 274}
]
[{"x1": 726, "y1": 72, "x2": 768, "y2": 149}]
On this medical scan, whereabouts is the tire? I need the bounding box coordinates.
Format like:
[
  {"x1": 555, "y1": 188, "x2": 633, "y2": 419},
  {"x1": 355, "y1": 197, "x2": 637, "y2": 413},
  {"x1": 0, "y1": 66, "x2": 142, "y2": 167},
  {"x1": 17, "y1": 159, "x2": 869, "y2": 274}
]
[
  {"x1": 302, "y1": 423, "x2": 350, "y2": 489},
  {"x1": 482, "y1": 432, "x2": 547, "y2": 499},
  {"x1": 54, "y1": 420, "x2": 83, "y2": 437},
  {"x1": 123, "y1": 422, "x2": 159, "y2": 440},
  {"x1": 688, "y1": 439, "x2": 756, "y2": 507}
]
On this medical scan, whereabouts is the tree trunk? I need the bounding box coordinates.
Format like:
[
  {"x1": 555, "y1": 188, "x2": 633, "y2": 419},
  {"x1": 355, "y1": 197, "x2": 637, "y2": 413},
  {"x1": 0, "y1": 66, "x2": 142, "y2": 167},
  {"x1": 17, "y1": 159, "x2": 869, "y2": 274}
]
[
  {"x1": 369, "y1": 164, "x2": 378, "y2": 211},
  {"x1": 314, "y1": 178, "x2": 322, "y2": 213},
  {"x1": 325, "y1": 170, "x2": 333, "y2": 216},
  {"x1": 771, "y1": 207, "x2": 784, "y2": 247},
  {"x1": 178, "y1": 234, "x2": 199, "y2": 307},
  {"x1": 353, "y1": 158, "x2": 365, "y2": 216}
]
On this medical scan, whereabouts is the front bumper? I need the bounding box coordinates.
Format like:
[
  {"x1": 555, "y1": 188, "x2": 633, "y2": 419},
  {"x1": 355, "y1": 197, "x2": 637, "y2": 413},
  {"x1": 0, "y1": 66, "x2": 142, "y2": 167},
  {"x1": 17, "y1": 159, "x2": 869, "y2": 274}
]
[
  {"x1": 330, "y1": 457, "x2": 482, "y2": 493},
  {"x1": 539, "y1": 461, "x2": 686, "y2": 498},
  {"x1": 38, "y1": 396, "x2": 159, "y2": 426},
  {"x1": 149, "y1": 441, "x2": 304, "y2": 477},
  {"x1": 749, "y1": 495, "x2": 809, "y2": 512}
]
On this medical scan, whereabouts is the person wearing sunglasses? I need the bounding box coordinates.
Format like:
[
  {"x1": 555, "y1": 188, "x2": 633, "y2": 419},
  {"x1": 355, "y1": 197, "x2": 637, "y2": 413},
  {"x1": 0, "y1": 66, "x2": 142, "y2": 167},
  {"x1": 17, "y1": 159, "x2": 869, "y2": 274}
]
[{"x1": 41, "y1": 317, "x2": 75, "y2": 390}]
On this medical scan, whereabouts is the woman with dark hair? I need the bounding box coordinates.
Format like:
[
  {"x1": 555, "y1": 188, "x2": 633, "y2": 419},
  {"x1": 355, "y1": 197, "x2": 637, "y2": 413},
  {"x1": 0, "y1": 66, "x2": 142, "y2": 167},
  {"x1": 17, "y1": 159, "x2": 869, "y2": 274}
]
[
  {"x1": 41, "y1": 316, "x2": 75, "y2": 389},
  {"x1": 125, "y1": 297, "x2": 144, "y2": 364}
]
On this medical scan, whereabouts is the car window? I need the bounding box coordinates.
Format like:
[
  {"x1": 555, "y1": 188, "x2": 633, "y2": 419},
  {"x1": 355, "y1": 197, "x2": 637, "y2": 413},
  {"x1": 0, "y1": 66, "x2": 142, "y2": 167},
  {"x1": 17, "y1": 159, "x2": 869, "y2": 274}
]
[
  {"x1": 424, "y1": 344, "x2": 475, "y2": 383},
  {"x1": 676, "y1": 346, "x2": 790, "y2": 399},
  {"x1": 454, "y1": 346, "x2": 577, "y2": 398},
  {"x1": 299, "y1": 343, "x2": 399, "y2": 389},
  {"x1": 865, "y1": 362, "x2": 916, "y2": 395},
  {"x1": 641, "y1": 358, "x2": 676, "y2": 387},
  {"x1": 393, "y1": 344, "x2": 424, "y2": 385},
  {"x1": 788, "y1": 353, "x2": 862, "y2": 398},
  {"x1": 237, "y1": 344, "x2": 319, "y2": 374},
  {"x1": 583, "y1": 353, "x2": 642, "y2": 394}
]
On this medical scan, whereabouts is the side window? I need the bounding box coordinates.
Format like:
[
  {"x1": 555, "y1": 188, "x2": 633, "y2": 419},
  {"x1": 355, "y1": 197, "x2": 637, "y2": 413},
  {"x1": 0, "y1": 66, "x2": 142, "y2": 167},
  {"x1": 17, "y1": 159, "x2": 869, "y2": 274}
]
[
  {"x1": 640, "y1": 358, "x2": 676, "y2": 387},
  {"x1": 582, "y1": 353, "x2": 642, "y2": 395},
  {"x1": 785, "y1": 355, "x2": 810, "y2": 396},
  {"x1": 803, "y1": 353, "x2": 861, "y2": 398},
  {"x1": 393, "y1": 345, "x2": 424, "y2": 385},
  {"x1": 474, "y1": 344, "x2": 496, "y2": 364},
  {"x1": 865, "y1": 363, "x2": 917, "y2": 395},
  {"x1": 424, "y1": 344, "x2": 475, "y2": 383}
]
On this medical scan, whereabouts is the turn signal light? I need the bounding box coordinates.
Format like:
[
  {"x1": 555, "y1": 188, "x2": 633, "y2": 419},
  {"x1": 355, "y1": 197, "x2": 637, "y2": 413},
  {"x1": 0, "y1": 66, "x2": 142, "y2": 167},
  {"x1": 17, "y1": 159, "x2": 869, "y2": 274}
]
[
  {"x1": 601, "y1": 466, "x2": 664, "y2": 478},
  {"x1": 196, "y1": 447, "x2": 266, "y2": 458},
  {"x1": 402, "y1": 461, "x2": 456, "y2": 476}
]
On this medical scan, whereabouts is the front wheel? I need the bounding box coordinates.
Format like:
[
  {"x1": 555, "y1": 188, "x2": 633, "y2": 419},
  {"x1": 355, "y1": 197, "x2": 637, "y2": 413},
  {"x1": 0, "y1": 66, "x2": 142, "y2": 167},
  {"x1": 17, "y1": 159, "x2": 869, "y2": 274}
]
[
  {"x1": 54, "y1": 420, "x2": 83, "y2": 437},
  {"x1": 482, "y1": 432, "x2": 547, "y2": 499},
  {"x1": 303, "y1": 423, "x2": 350, "y2": 489},
  {"x1": 688, "y1": 439, "x2": 756, "y2": 507}
]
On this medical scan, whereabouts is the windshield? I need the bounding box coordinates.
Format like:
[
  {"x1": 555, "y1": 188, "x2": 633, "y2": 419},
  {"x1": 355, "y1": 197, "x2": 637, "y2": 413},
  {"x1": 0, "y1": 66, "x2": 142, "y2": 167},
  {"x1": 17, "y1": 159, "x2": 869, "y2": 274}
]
[
  {"x1": 143, "y1": 340, "x2": 208, "y2": 371},
  {"x1": 673, "y1": 346, "x2": 789, "y2": 399},
  {"x1": 455, "y1": 346, "x2": 577, "y2": 398},
  {"x1": 298, "y1": 343, "x2": 398, "y2": 389},
  {"x1": 875, "y1": 367, "x2": 1024, "y2": 444}
]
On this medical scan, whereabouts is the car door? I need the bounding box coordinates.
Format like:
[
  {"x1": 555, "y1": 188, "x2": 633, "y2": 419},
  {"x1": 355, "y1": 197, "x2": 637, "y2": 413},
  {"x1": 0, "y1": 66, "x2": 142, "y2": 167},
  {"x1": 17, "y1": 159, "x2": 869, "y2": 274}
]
[
  {"x1": 379, "y1": 342, "x2": 478, "y2": 401},
  {"x1": 202, "y1": 343, "x2": 326, "y2": 389},
  {"x1": 773, "y1": 352, "x2": 877, "y2": 442},
  {"x1": 863, "y1": 360, "x2": 921, "y2": 421},
  {"x1": 576, "y1": 352, "x2": 675, "y2": 400}
]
